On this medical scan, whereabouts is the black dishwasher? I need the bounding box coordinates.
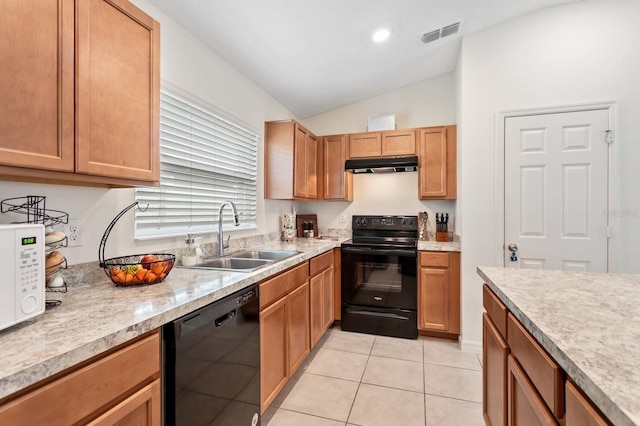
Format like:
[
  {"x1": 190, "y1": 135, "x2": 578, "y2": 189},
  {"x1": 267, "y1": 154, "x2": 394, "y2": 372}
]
[{"x1": 163, "y1": 284, "x2": 260, "y2": 426}]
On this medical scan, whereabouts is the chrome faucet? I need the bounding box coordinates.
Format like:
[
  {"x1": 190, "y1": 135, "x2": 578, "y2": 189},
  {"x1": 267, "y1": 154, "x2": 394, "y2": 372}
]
[{"x1": 218, "y1": 200, "x2": 240, "y2": 256}]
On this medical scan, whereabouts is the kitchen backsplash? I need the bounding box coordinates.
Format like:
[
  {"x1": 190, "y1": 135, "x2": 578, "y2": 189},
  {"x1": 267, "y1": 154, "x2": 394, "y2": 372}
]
[{"x1": 62, "y1": 229, "x2": 351, "y2": 289}]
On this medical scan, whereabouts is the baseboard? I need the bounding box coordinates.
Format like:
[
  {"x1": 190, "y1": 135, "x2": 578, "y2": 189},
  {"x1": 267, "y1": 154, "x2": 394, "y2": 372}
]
[{"x1": 460, "y1": 339, "x2": 482, "y2": 353}]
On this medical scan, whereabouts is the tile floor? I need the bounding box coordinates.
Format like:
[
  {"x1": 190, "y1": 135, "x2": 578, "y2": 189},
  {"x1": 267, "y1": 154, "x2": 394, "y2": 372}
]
[{"x1": 263, "y1": 327, "x2": 484, "y2": 426}]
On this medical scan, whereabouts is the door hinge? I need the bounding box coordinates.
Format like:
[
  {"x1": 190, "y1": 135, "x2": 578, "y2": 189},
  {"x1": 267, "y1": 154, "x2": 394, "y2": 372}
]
[
  {"x1": 606, "y1": 225, "x2": 611, "y2": 238},
  {"x1": 605, "y1": 130, "x2": 614, "y2": 144}
]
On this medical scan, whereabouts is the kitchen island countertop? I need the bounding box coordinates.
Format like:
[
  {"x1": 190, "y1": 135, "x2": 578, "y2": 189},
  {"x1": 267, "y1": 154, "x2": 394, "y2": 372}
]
[
  {"x1": 478, "y1": 266, "x2": 640, "y2": 426},
  {"x1": 0, "y1": 238, "x2": 342, "y2": 400}
]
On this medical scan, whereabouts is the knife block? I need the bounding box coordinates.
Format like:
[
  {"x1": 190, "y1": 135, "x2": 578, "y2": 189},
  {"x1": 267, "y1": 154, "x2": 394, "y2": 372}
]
[{"x1": 436, "y1": 231, "x2": 449, "y2": 242}]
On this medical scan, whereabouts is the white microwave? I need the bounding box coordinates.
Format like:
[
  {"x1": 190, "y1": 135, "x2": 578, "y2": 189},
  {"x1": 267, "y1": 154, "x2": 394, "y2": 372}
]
[{"x1": 0, "y1": 224, "x2": 46, "y2": 331}]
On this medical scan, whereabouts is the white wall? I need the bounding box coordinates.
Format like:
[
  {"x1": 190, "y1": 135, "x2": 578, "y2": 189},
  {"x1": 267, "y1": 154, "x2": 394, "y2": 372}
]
[
  {"x1": 0, "y1": 0, "x2": 296, "y2": 265},
  {"x1": 458, "y1": 0, "x2": 640, "y2": 348},
  {"x1": 299, "y1": 74, "x2": 458, "y2": 233}
]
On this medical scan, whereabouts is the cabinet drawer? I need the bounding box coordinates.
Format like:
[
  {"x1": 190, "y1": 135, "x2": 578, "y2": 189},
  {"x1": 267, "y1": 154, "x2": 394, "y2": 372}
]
[
  {"x1": 565, "y1": 380, "x2": 610, "y2": 426},
  {"x1": 260, "y1": 262, "x2": 309, "y2": 309},
  {"x1": 420, "y1": 251, "x2": 449, "y2": 267},
  {"x1": 483, "y1": 285, "x2": 508, "y2": 339},
  {"x1": 0, "y1": 331, "x2": 160, "y2": 426},
  {"x1": 507, "y1": 314, "x2": 564, "y2": 419},
  {"x1": 310, "y1": 251, "x2": 333, "y2": 276}
]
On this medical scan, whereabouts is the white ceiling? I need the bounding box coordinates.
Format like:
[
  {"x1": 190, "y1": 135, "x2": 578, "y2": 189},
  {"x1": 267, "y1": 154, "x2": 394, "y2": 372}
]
[{"x1": 147, "y1": 0, "x2": 580, "y2": 118}]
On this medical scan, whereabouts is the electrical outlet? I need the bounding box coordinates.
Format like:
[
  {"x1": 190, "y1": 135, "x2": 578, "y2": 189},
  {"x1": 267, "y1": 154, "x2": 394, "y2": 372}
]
[
  {"x1": 65, "y1": 219, "x2": 84, "y2": 247},
  {"x1": 339, "y1": 213, "x2": 346, "y2": 223}
]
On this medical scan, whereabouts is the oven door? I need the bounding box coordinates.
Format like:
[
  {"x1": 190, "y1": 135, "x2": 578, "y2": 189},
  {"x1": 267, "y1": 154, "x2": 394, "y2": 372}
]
[
  {"x1": 340, "y1": 245, "x2": 418, "y2": 339},
  {"x1": 341, "y1": 246, "x2": 417, "y2": 310}
]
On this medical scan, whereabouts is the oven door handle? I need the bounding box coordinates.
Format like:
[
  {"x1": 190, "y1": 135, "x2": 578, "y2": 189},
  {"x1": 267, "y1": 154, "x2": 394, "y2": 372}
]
[{"x1": 341, "y1": 246, "x2": 417, "y2": 257}]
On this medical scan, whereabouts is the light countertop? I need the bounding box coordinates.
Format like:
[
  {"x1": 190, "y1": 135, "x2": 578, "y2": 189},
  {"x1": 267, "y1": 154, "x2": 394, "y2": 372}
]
[
  {"x1": 418, "y1": 240, "x2": 460, "y2": 252},
  {"x1": 0, "y1": 238, "x2": 341, "y2": 400},
  {"x1": 477, "y1": 266, "x2": 640, "y2": 426}
]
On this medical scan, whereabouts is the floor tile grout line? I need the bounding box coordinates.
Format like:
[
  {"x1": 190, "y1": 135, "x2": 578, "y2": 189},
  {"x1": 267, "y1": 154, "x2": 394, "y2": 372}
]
[{"x1": 273, "y1": 406, "x2": 352, "y2": 424}]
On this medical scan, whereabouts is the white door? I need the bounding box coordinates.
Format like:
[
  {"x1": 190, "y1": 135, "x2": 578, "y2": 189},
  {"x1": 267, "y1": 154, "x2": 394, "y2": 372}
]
[{"x1": 504, "y1": 109, "x2": 609, "y2": 272}]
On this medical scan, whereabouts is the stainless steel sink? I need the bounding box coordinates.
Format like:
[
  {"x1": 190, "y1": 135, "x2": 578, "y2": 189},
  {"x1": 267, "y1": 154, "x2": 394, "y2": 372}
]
[
  {"x1": 195, "y1": 257, "x2": 272, "y2": 271},
  {"x1": 179, "y1": 250, "x2": 301, "y2": 272},
  {"x1": 231, "y1": 250, "x2": 300, "y2": 261}
]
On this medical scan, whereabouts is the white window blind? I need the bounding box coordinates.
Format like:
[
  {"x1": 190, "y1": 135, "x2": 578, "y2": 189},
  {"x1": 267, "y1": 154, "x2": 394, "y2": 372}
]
[{"x1": 135, "y1": 88, "x2": 258, "y2": 238}]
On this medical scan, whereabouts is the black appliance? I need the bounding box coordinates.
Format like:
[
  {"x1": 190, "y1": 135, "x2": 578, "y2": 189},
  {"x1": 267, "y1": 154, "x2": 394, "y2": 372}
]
[
  {"x1": 344, "y1": 155, "x2": 418, "y2": 173},
  {"x1": 163, "y1": 285, "x2": 260, "y2": 426},
  {"x1": 341, "y1": 215, "x2": 418, "y2": 339}
]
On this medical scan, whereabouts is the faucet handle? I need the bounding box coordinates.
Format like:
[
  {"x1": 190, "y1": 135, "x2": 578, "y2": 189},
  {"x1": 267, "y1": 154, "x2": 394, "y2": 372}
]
[{"x1": 223, "y1": 234, "x2": 231, "y2": 249}]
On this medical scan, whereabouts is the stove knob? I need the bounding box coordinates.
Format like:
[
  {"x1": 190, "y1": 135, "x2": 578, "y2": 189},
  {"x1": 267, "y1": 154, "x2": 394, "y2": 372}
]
[
  {"x1": 355, "y1": 218, "x2": 361, "y2": 227},
  {"x1": 362, "y1": 218, "x2": 368, "y2": 226},
  {"x1": 401, "y1": 218, "x2": 407, "y2": 226}
]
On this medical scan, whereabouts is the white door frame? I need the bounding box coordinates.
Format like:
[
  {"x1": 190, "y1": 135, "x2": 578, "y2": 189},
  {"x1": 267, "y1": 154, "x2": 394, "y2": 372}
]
[{"x1": 494, "y1": 101, "x2": 620, "y2": 271}]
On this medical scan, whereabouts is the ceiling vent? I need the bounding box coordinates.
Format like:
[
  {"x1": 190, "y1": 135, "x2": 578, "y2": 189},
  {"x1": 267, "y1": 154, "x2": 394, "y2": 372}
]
[
  {"x1": 420, "y1": 21, "x2": 461, "y2": 45},
  {"x1": 441, "y1": 22, "x2": 460, "y2": 38},
  {"x1": 420, "y1": 29, "x2": 440, "y2": 45}
]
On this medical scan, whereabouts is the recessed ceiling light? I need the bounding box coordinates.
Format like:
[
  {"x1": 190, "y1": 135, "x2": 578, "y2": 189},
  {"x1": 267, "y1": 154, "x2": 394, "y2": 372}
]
[{"x1": 372, "y1": 28, "x2": 391, "y2": 43}]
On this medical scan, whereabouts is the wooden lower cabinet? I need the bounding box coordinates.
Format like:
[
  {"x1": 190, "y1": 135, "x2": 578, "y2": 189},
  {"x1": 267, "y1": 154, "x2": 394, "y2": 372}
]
[
  {"x1": 507, "y1": 356, "x2": 557, "y2": 426},
  {"x1": 483, "y1": 284, "x2": 613, "y2": 426},
  {"x1": 309, "y1": 250, "x2": 334, "y2": 348},
  {"x1": 288, "y1": 282, "x2": 311, "y2": 374},
  {"x1": 259, "y1": 263, "x2": 311, "y2": 414},
  {"x1": 310, "y1": 267, "x2": 334, "y2": 348},
  {"x1": 87, "y1": 379, "x2": 161, "y2": 426},
  {"x1": 483, "y1": 314, "x2": 508, "y2": 426},
  {"x1": 565, "y1": 380, "x2": 610, "y2": 426},
  {"x1": 259, "y1": 296, "x2": 288, "y2": 413},
  {"x1": 0, "y1": 331, "x2": 161, "y2": 426},
  {"x1": 418, "y1": 251, "x2": 460, "y2": 336}
]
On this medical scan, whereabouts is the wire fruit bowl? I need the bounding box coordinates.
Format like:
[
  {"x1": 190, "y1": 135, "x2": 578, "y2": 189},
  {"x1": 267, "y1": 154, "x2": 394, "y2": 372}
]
[
  {"x1": 103, "y1": 253, "x2": 175, "y2": 286},
  {"x1": 99, "y1": 202, "x2": 175, "y2": 286}
]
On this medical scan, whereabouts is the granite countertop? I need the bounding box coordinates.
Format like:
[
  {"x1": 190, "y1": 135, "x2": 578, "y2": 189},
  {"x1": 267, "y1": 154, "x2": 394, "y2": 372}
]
[
  {"x1": 0, "y1": 238, "x2": 342, "y2": 401},
  {"x1": 477, "y1": 266, "x2": 640, "y2": 426},
  {"x1": 418, "y1": 240, "x2": 460, "y2": 252}
]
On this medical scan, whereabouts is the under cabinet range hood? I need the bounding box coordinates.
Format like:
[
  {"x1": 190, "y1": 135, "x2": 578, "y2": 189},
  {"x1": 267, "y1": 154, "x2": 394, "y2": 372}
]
[{"x1": 345, "y1": 156, "x2": 418, "y2": 174}]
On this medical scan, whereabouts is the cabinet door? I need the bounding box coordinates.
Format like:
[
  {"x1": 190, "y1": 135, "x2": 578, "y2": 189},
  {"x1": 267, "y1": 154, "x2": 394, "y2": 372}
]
[
  {"x1": 483, "y1": 314, "x2": 509, "y2": 426},
  {"x1": 382, "y1": 130, "x2": 416, "y2": 156},
  {"x1": 0, "y1": 332, "x2": 160, "y2": 426},
  {"x1": 86, "y1": 379, "x2": 161, "y2": 426},
  {"x1": 0, "y1": 0, "x2": 74, "y2": 172},
  {"x1": 419, "y1": 267, "x2": 450, "y2": 331},
  {"x1": 507, "y1": 356, "x2": 557, "y2": 426},
  {"x1": 324, "y1": 135, "x2": 353, "y2": 200},
  {"x1": 260, "y1": 296, "x2": 288, "y2": 413},
  {"x1": 322, "y1": 267, "x2": 334, "y2": 331},
  {"x1": 75, "y1": 0, "x2": 159, "y2": 182},
  {"x1": 309, "y1": 273, "x2": 324, "y2": 348},
  {"x1": 348, "y1": 132, "x2": 382, "y2": 158},
  {"x1": 294, "y1": 125, "x2": 313, "y2": 198},
  {"x1": 287, "y1": 282, "x2": 310, "y2": 376},
  {"x1": 307, "y1": 134, "x2": 318, "y2": 199},
  {"x1": 418, "y1": 127, "x2": 447, "y2": 198}
]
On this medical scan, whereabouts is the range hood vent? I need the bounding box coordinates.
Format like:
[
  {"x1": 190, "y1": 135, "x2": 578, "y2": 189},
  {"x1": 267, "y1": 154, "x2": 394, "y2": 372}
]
[{"x1": 345, "y1": 156, "x2": 418, "y2": 174}]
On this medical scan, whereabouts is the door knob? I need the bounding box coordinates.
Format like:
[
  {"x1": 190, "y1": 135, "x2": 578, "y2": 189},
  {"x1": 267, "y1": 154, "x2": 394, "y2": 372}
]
[{"x1": 508, "y1": 243, "x2": 518, "y2": 252}]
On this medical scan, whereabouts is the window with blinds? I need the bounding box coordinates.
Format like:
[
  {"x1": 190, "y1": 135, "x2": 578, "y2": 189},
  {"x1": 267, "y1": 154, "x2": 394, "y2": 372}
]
[{"x1": 135, "y1": 88, "x2": 259, "y2": 238}]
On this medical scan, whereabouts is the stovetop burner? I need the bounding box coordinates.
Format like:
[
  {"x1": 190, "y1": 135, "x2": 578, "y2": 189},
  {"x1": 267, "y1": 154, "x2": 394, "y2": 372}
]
[{"x1": 344, "y1": 215, "x2": 418, "y2": 249}]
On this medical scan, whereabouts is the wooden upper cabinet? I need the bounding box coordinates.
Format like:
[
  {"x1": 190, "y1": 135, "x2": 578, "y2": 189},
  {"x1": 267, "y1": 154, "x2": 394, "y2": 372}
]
[
  {"x1": 381, "y1": 129, "x2": 416, "y2": 156},
  {"x1": 419, "y1": 125, "x2": 457, "y2": 199},
  {"x1": 265, "y1": 120, "x2": 318, "y2": 200},
  {"x1": 347, "y1": 129, "x2": 415, "y2": 159},
  {"x1": 0, "y1": 0, "x2": 160, "y2": 186},
  {"x1": 0, "y1": 0, "x2": 75, "y2": 172},
  {"x1": 348, "y1": 132, "x2": 381, "y2": 158},
  {"x1": 75, "y1": 0, "x2": 160, "y2": 182},
  {"x1": 323, "y1": 135, "x2": 352, "y2": 201}
]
